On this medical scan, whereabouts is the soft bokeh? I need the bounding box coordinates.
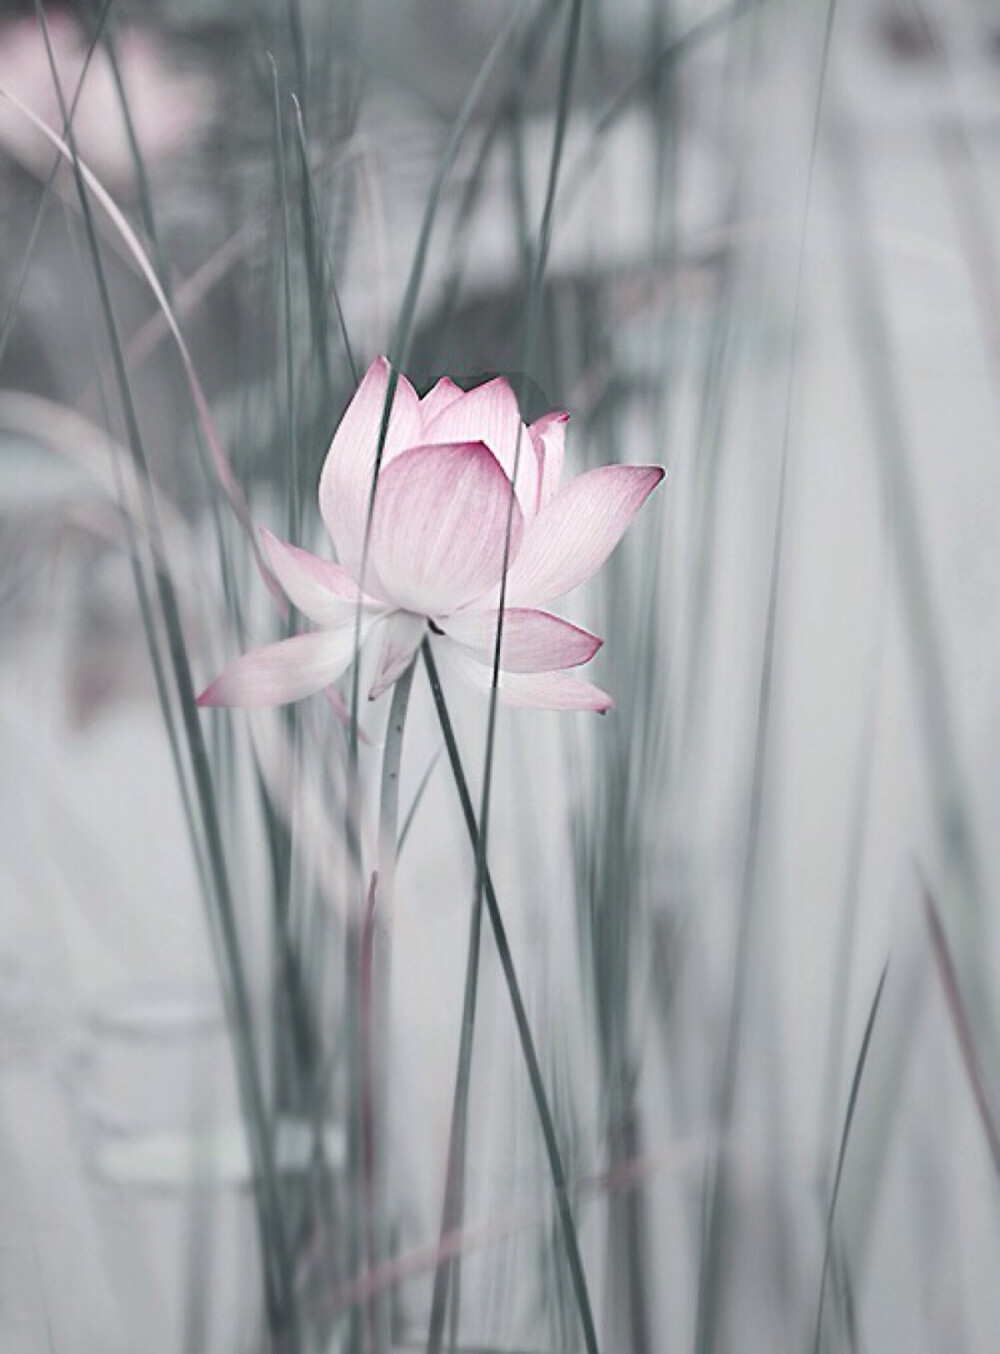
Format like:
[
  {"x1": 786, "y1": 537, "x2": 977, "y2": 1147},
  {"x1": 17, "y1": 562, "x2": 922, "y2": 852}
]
[{"x1": 2, "y1": 2, "x2": 1000, "y2": 1352}]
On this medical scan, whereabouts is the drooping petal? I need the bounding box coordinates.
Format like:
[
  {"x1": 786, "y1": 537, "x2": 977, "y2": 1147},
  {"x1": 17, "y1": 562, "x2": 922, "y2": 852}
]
[
  {"x1": 260, "y1": 528, "x2": 384, "y2": 626},
  {"x1": 368, "y1": 441, "x2": 523, "y2": 615},
  {"x1": 441, "y1": 607, "x2": 601, "y2": 672},
  {"x1": 197, "y1": 628, "x2": 364, "y2": 709},
  {"x1": 318, "y1": 356, "x2": 423, "y2": 577},
  {"x1": 420, "y1": 375, "x2": 465, "y2": 422},
  {"x1": 505, "y1": 464, "x2": 665, "y2": 606},
  {"x1": 422, "y1": 377, "x2": 538, "y2": 516},
  {"x1": 529, "y1": 411, "x2": 568, "y2": 510},
  {"x1": 369, "y1": 611, "x2": 426, "y2": 699},
  {"x1": 436, "y1": 641, "x2": 613, "y2": 712}
]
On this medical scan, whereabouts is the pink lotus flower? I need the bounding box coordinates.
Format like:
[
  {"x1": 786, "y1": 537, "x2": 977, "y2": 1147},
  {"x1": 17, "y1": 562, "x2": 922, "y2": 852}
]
[{"x1": 198, "y1": 358, "x2": 664, "y2": 714}]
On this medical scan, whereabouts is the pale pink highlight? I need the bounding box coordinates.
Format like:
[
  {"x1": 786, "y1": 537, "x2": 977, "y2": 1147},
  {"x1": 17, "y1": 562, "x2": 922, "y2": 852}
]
[{"x1": 198, "y1": 357, "x2": 665, "y2": 715}]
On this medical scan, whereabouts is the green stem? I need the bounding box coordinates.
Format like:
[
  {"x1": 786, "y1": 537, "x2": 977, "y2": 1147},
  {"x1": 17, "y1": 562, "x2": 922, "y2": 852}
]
[
  {"x1": 365, "y1": 662, "x2": 416, "y2": 1354},
  {"x1": 424, "y1": 749, "x2": 486, "y2": 1353},
  {"x1": 421, "y1": 642, "x2": 599, "y2": 1354}
]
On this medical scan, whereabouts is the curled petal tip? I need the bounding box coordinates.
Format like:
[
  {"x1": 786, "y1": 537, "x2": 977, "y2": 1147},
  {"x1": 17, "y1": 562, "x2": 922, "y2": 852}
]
[
  {"x1": 530, "y1": 409, "x2": 569, "y2": 431},
  {"x1": 505, "y1": 461, "x2": 667, "y2": 605},
  {"x1": 633, "y1": 465, "x2": 667, "y2": 490},
  {"x1": 583, "y1": 684, "x2": 614, "y2": 714}
]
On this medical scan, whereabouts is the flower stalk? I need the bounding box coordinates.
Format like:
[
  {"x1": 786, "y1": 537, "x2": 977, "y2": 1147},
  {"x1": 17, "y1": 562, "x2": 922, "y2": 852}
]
[
  {"x1": 195, "y1": 354, "x2": 661, "y2": 1352},
  {"x1": 421, "y1": 640, "x2": 599, "y2": 1354},
  {"x1": 364, "y1": 658, "x2": 416, "y2": 1354}
]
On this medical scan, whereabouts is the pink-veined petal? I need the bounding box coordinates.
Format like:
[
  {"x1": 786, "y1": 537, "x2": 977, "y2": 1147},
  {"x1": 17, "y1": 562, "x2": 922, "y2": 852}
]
[
  {"x1": 529, "y1": 411, "x2": 568, "y2": 510},
  {"x1": 197, "y1": 628, "x2": 364, "y2": 709},
  {"x1": 368, "y1": 441, "x2": 523, "y2": 615},
  {"x1": 420, "y1": 376, "x2": 465, "y2": 422},
  {"x1": 369, "y1": 612, "x2": 426, "y2": 699},
  {"x1": 260, "y1": 528, "x2": 384, "y2": 626},
  {"x1": 506, "y1": 464, "x2": 665, "y2": 606},
  {"x1": 441, "y1": 607, "x2": 601, "y2": 672},
  {"x1": 318, "y1": 356, "x2": 423, "y2": 576},
  {"x1": 436, "y1": 640, "x2": 613, "y2": 712},
  {"x1": 422, "y1": 377, "x2": 538, "y2": 516}
]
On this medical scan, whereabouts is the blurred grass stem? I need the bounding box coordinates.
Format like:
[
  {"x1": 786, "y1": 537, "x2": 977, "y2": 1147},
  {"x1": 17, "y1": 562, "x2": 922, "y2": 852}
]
[
  {"x1": 0, "y1": 0, "x2": 114, "y2": 371},
  {"x1": 341, "y1": 19, "x2": 524, "y2": 1350},
  {"x1": 694, "y1": 4, "x2": 837, "y2": 1349},
  {"x1": 30, "y1": 3, "x2": 298, "y2": 1344},
  {"x1": 422, "y1": 640, "x2": 597, "y2": 1354},
  {"x1": 368, "y1": 660, "x2": 416, "y2": 1354},
  {"x1": 813, "y1": 965, "x2": 888, "y2": 1354},
  {"x1": 426, "y1": 5, "x2": 597, "y2": 1353}
]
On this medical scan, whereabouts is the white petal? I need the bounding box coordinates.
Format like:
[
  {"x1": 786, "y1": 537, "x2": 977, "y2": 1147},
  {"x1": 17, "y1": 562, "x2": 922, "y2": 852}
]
[
  {"x1": 260, "y1": 528, "x2": 383, "y2": 626},
  {"x1": 506, "y1": 465, "x2": 665, "y2": 605},
  {"x1": 197, "y1": 627, "x2": 367, "y2": 709},
  {"x1": 318, "y1": 356, "x2": 423, "y2": 576},
  {"x1": 441, "y1": 607, "x2": 601, "y2": 672},
  {"x1": 435, "y1": 640, "x2": 613, "y2": 712},
  {"x1": 369, "y1": 612, "x2": 426, "y2": 699}
]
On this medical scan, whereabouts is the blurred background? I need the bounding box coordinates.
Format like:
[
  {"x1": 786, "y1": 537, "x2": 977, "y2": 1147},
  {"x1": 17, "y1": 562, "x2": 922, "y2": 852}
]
[{"x1": 2, "y1": 0, "x2": 1000, "y2": 1350}]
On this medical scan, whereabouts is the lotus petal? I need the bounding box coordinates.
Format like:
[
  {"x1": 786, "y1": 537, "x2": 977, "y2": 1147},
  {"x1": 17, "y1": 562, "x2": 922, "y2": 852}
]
[
  {"x1": 506, "y1": 465, "x2": 665, "y2": 605},
  {"x1": 437, "y1": 642, "x2": 613, "y2": 712},
  {"x1": 260, "y1": 528, "x2": 383, "y2": 626},
  {"x1": 529, "y1": 411, "x2": 567, "y2": 510},
  {"x1": 441, "y1": 607, "x2": 601, "y2": 672},
  {"x1": 423, "y1": 376, "x2": 538, "y2": 516},
  {"x1": 197, "y1": 627, "x2": 365, "y2": 708},
  {"x1": 369, "y1": 612, "x2": 426, "y2": 699},
  {"x1": 318, "y1": 356, "x2": 423, "y2": 576},
  {"x1": 420, "y1": 375, "x2": 465, "y2": 422},
  {"x1": 368, "y1": 441, "x2": 523, "y2": 615}
]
